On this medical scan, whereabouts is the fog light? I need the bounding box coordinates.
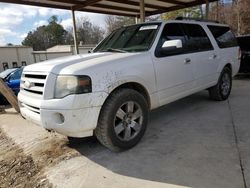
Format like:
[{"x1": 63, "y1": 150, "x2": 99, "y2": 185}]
[{"x1": 54, "y1": 113, "x2": 65, "y2": 124}]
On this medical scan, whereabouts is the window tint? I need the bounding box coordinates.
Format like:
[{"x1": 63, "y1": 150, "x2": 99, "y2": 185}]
[
  {"x1": 155, "y1": 23, "x2": 186, "y2": 57},
  {"x1": 183, "y1": 24, "x2": 213, "y2": 52},
  {"x1": 208, "y1": 25, "x2": 238, "y2": 48}
]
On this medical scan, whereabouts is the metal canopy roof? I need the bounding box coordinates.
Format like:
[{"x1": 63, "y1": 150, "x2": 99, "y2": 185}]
[{"x1": 0, "y1": 0, "x2": 217, "y2": 17}]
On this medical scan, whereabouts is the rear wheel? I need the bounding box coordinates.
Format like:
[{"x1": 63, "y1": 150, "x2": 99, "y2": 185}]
[
  {"x1": 95, "y1": 89, "x2": 148, "y2": 151},
  {"x1": 209, "y1": 67, "x2": 232, "y2": 101}
]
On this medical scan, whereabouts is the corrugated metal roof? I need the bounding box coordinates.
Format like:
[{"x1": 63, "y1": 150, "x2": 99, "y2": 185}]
[{"x1": 0, "y1": 0, "x2": 217, "y2": 17}]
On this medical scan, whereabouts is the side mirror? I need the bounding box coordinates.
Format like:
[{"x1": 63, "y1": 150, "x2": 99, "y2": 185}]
[
  {"x1": 159, "y1": 39, "x2": 183, "y2": 56},
  {"x1": 162, "y1": 39, "x2": 183, "y2": 49}
]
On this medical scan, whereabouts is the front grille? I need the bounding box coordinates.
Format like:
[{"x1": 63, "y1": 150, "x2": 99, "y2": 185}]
[
  {"x1": 20, "y1": 73, "x2": 47, "y2": 96},
  {"x1": 25, "y1": 74, "x2": 47, "y2": 79},
  {"x1": 20, "y1": 102, "x2": 40, "y2": 114},
  {"x1": 23, "y1": 88, "x2": 43, "y2": 95}
]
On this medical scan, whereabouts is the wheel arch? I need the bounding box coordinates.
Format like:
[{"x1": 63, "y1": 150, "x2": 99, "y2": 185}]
[
  {"x1": 104, "y1": 81, "x2": 151, "y2": 109},
  {"x1": 224, "y1": 63, "x2": 232, "y2": 73}
]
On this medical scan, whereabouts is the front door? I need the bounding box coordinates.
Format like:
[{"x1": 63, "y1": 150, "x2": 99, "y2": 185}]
[{"x1": 152, "y1": 23, "x2": 195, "y2": 106}]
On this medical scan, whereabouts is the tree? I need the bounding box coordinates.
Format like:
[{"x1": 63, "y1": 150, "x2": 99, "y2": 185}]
[
  {"x1": 209, "y1": 0, "x2": 250, "y2": 35},
  {"x1": 105, "y1": 16, "x2": 135, "y2": 34},
  {"x1": 161, "y1": 6, "x2": 202, "y2": 21},
  {"x1": 45, "y1": 15, "x2": 67, "y2": 47},
  {"x1": 22, "y1": 15, "x2": 68, "y2": 50},
  {"x1": 22, "y1": 26, "x2": 47, "y2": 50},
  {"x1": 76, "y1": 17, "x2": 105, "y2": 45}
]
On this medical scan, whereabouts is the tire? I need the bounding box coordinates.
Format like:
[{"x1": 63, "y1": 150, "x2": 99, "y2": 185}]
[
  {"x1": 209, "y1": 67, "x2": 232, "y2": 101},
  {"x1": 95, "y1": 88, "x2": 149, "y2": 151}
]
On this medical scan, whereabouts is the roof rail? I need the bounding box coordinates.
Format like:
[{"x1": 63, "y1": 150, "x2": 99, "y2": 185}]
[{"x1": 175, "y1": 17, "x2": 219, "y2": 23}]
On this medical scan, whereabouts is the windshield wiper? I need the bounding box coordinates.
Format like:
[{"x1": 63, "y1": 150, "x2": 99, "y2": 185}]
[{"x1": 102, "y1": 48, "x2": 127, "y2": 53}]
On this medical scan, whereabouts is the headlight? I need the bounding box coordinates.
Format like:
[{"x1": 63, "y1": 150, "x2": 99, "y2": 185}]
[{"x1": 54, "y1": 75, "x2": 92, "y2": 98}]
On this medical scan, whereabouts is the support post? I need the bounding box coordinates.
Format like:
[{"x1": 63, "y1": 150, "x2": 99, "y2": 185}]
[
  {"x1": 139, "y1": 0, "x2": 145, "y2": 23},
  {"x1": 0, "y1": 79, "x2": 20, "y2": 113},
  {"x1": 205, "y1": 0, "x2": 209, "y2": 19},
  {"x1": 71, "y1": 9, "x2": 79, "y2": 55},
  {"x1": 135, "y1": 17, "x2": 138, "y2": 24}
]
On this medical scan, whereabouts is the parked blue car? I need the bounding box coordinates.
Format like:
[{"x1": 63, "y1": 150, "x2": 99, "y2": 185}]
[{"x1": 0, "y1": 67, "x2": 23, "y2": 104}]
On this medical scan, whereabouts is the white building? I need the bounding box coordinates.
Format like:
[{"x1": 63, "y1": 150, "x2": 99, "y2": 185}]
[
  {"x1": 32, "y1": 45, "x2": 95, "y2": 63},
  {"x1": 0, "y1": 45, "x2": 95, "y2": 72},
  {"x1": 0, "y1": 46, "x2": 33, "y2": 72}
]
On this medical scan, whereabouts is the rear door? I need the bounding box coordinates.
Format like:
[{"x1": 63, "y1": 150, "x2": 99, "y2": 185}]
[
  {"x1": 207, "y1": 25, "x2": 240, "y2": 75},
  {"x1": 182, "y1": 23, "x2": 218, "y2": 88}
]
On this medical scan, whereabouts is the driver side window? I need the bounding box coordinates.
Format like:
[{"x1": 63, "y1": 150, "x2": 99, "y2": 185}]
[{"x1": 155, "y1": 23, "x2": 187, "y2": 57}]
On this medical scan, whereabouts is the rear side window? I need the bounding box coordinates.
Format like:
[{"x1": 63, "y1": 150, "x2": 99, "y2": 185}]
[
  {"x1": 208, "y1": 25, "x2": 238, "y2": 48},
  {"x1": 183, "y1": 24, "x2": 213, "y2": 52}
]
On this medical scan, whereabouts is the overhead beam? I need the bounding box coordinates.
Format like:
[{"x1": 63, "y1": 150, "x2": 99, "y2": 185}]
[
  {"x1": 87, "y1": 3, "x2": 140, "y2": 14},
  {"x1": 0, "y1": 0, "x2": 218, "y2": 18},
  {"x1": 146, "y1": 0, "x2": 218, "y2": 16},
  {"x1": 157, "y1": 0, "x2": 187, "y2": 6},
  {"x1": 73, "y1": 0, "x2": 103, "y2": 10},
  {"x1": 106, "y1": 0, "x2": 166, "y2": 10},
  {"x1": 0, "y1": 0, "x2": 69, "y2": 9},
  {"x1": 80, "y1": 8, "x2": 136, "y2": 17}
]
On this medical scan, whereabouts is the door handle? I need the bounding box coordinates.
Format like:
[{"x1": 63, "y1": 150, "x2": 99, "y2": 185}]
[
  {"x1": 184, "y1": 58, "x2": 191, "y2": 64},
  {"x1": 209, "y1": 54, "x2": 217, "y2": 60}
]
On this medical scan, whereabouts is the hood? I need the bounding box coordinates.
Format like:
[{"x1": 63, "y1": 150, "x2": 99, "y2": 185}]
[{"x1": 24, "y1": 52, "x2": 138, "y2": 74}]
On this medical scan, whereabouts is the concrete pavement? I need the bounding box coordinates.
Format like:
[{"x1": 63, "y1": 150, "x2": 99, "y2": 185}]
[{"x1": 0, "y1": 77, "x2": 249, "y2": 188}]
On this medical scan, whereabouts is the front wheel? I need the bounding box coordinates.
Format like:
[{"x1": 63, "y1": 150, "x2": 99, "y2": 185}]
[
  {"x1": 209, "y1": 67, "x2": 232, "y2": 101},
  {"x1": 95, "y1": 89, "x2": 148, "y2": 151}
]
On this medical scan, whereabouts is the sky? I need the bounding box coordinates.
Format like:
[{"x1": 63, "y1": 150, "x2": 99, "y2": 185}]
[{"x1": 0, "y1": 2, "x2": 106, "y2": 46}]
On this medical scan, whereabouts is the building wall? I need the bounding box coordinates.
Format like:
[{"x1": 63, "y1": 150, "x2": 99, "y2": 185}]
[
  {"x1": 33, "y1": 46, "x2": 95, "y2": 63},
  {"x1": 0, "y1": 47, "x2": 34, "y2": 72},
  {"x1": 0, "y1": 45, "x2": 95, "y2": 72},
  {"x1": 33, "y1": 52, "x2": 72, "y2": 62}
]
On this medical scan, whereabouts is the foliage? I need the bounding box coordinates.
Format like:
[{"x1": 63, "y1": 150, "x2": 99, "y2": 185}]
[
  {"x1": 76, "y1": 17, "x2": 105, "y2": 45},
  {"x1": 105, "y1": 16, "x2": 135, "y2": 34},
  {"x1": 22, "y1": 15, "x2": 105, "y2": 50},
  {"x1": 209, "y1": 0, "x2": 250, "y2": 35},
  {"x1": 22, "y1": 16, "x2": 67, "y2": 51},
  {"x1": 161, "y1": 6, "x2": 203, "y2": 21}
]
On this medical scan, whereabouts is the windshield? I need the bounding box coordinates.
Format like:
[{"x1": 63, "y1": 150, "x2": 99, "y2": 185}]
[
  {"x1": 94, "y1": 23, "x2": 161, "y2": 53},
  {"x1": 0, "y1": 68, "x2": 17, "y2": 79}
]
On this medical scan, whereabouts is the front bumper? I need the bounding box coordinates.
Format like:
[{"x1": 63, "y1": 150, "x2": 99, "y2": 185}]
[
  {"x1": 40, "y1": 107, "x2": 101, "y2": 137},
  {"x1": 18, "y1": 91, "x2": 108, "y2": 137}
]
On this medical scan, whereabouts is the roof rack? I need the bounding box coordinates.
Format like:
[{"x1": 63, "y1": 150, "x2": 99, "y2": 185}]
[{"x1": 175, "y1": 17, "x2": 219, "y2": 23}]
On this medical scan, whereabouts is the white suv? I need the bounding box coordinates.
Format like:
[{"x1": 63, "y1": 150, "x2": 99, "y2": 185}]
[{"x1": 18, "y1": 20, "x2": 240, "y2": 151}]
